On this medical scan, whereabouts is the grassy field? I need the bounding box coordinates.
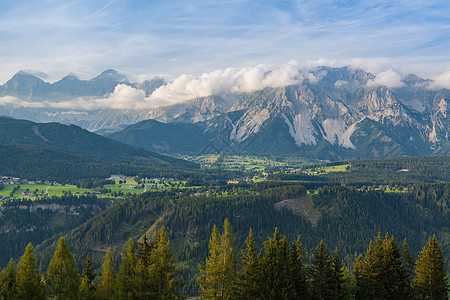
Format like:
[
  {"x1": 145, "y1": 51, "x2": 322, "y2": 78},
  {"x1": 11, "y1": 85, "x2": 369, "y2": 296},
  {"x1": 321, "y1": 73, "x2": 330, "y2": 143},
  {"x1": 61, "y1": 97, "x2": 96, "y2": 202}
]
[
  {"x1": 302, "y1": 164, "x2": 350, "y2": 175},
  {"x1": 183, "y1": 155, "x2": 287, "y2": 172},
  {"x1": 0, "y1": 179, "x2": 192, "y2": 201}
]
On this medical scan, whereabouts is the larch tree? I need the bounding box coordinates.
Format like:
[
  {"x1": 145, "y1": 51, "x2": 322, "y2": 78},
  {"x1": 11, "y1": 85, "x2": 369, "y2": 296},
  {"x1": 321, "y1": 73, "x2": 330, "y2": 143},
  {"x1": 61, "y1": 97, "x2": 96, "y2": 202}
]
[
  {"x1": 198, "y1": 219, "x2": 237, "y2": 300},
  {"x1": 0, "y1": 259, "x2": 18, "y2": 300},
  {"x1": 198, "y1": 225, "x2": 222, "y2": 299},
  {"x1": 98, "y1": 248, "x2": 116, "y2": 300},
  {"x1": 148, "y1": 227, "x2": 180, "y2": 299},
  {"x1": 16, "y1": 243, "x2": 45, "y2": 300},
  {"x1": 218, "y1": 218, "x2": 237, "y2": 300},
  {"x1": 44, "y1": 237, "x2": 80, "y2": 300},
  {"x1": 116, "y1": 238, "x2": 137, "y2": 299}
]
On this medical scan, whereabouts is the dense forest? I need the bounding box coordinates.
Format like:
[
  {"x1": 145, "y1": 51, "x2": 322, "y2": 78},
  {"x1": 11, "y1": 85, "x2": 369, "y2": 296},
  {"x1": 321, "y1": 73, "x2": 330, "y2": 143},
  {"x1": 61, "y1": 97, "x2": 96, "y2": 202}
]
[
  {"x1": 0, "y1": 151, "x2": 449, "y2": 298},
  {"x1": 0, "y1": 222, "x2": 448, "y2": 299},
  {"x1": 19, "y1": 182, "x2": 447, "y2": 296},
  {"x1": 270, "y1": 156, "x2": 450, "y2": 184}
]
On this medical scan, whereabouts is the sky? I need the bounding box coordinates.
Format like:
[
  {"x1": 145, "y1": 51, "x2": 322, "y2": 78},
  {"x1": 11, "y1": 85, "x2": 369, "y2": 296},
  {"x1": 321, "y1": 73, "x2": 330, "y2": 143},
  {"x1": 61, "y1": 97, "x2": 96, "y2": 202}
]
[{"x1": 0, "y1": 0, "x2": 450, "y2": 88}]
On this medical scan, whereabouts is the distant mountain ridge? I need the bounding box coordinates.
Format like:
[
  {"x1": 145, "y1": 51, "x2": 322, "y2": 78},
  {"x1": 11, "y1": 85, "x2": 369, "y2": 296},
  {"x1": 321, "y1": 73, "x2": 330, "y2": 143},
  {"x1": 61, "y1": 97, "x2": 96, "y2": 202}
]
[
  {"x1": 0, "y1": 116, "x2": 195, "y2": 168},
  {"x1": 0, "y1": 67, "x2": 448, "y2": 160}
]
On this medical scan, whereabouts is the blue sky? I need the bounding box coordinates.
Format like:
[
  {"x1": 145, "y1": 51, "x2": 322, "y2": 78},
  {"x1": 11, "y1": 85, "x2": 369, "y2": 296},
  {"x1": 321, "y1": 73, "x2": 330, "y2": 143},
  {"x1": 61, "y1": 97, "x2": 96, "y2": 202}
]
[{"x1": 1, "y1": 0, "x2": 450, "y2": 83}]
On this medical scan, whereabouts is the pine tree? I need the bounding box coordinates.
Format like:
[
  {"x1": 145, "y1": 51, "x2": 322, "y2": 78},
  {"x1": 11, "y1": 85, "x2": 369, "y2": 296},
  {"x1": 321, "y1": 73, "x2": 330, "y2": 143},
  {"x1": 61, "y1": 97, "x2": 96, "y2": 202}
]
[
  {"x1": 0, "y1": 259, "x2": 17, "y2": 300},
  {"x1": 98, "y1": 248, "x2": 116, "y2": 300},
  {"x1": 116, "y1": 239, "x2": 137, "y2": 299},
  {"x1": 310, "y1": 241, "x2": 333, "y2": 300},
  {"x1": 45, "y1": 238, "x2": 80, "y2": 300},
  {"x1": 80, "y1": 254, "x2": 97, "y2": 300},
  {"x1": 148, "y1": 227, "x2": 180, "y2": 299},
  {"x1": 16, "y1": 243, "x2": 45, "y2": 300},
  {"x1": 234, "y1": 228, "x2": 260, "y2": 299},
  {"x1": 413, "y1": 235, "x2": 449, "y2": 300}
]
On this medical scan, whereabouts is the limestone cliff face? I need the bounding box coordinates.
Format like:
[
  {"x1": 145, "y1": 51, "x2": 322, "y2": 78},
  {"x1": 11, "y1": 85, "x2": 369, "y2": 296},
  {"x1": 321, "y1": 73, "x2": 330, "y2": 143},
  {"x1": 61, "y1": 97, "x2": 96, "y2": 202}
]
[{"x1": 1, "y1": 67, "x2": 449, "y2": 158}]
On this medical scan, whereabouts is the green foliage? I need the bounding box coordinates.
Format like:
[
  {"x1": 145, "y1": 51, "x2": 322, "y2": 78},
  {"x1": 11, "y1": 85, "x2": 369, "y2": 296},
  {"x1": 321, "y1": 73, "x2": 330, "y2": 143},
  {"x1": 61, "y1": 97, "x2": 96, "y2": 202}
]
[
  {"x1": 44, "y1": 238, "x2": 80, "y2": 299},
  {"x1": 234, "y1": 228, "x2": 260, "y2": 299},
  {"x1": 0, "y1": 259, "x2": 17, "y2": 300},
  {"x1": 148, "y1": 227, "x2": 181, "y2": 299},
  {"x1": 354, "y1": 233, "x2": 411, "y2": 299},
  {"x1": 0, "y1": 194, "x2": 110, "y2": 268},
  {"x1": 116, "y1": 239, "x2": 137, "y2": 299},
  {"x1": 413, "y1": 235, "x2": 449, "y2": 299},
  {"x1": 16, "y1": 243, "x2": 45, "y2": 300},
  {"x1": 198, "y1": 219, "x2": 237, "y2": 299},
  {"x1": 98, "y1": 248, "x2": 115, "y2": 300},
  {"x1": 80, "y1": 254, "x2": 97, "y2": 300}
]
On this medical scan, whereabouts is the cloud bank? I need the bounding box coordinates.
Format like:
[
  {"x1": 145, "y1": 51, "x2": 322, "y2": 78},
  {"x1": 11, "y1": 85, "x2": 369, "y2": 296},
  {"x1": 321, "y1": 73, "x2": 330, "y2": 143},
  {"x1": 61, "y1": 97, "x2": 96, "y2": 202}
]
[
  {"x1": 366, "y1": 69, "x2": 405, "y2": 88},
  {"x1": 1, "y1": 61, "x2": 450, "y2": 110}
]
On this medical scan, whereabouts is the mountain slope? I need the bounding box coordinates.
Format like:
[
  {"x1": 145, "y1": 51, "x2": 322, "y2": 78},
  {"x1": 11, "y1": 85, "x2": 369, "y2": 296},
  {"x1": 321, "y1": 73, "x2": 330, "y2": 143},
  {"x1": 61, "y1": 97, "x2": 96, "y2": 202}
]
[
  {"x1": 107, "y1": 119, "x2": 210, "y2": 155},
  {"x1": 1, "y1": 67, "x2": 448, "y2": 160},
  {"x1": 0, "y1": 116, "x2": 195, "y2": 168}
]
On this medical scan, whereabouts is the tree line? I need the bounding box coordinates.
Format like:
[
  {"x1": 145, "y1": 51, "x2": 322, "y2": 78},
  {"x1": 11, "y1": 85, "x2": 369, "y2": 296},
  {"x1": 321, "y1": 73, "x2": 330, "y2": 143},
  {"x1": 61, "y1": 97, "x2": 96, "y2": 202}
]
[{"x1": 1, "y1": 220, "x2": 448, "y2": 299}]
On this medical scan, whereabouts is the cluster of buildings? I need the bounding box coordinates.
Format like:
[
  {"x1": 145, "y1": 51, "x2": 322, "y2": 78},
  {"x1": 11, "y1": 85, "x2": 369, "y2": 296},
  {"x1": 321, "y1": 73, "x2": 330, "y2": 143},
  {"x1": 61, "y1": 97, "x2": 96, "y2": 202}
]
[{"x1": 0, "y1": 176, "x2": 61, "y2": 186}]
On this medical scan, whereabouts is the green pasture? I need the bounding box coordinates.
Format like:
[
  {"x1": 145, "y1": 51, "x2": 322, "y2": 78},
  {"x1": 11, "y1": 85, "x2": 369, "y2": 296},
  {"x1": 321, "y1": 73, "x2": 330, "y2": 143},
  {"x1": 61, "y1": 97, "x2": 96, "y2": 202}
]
[{"x1": 303, "y1": 164, "x2": 350, "y2": 175}]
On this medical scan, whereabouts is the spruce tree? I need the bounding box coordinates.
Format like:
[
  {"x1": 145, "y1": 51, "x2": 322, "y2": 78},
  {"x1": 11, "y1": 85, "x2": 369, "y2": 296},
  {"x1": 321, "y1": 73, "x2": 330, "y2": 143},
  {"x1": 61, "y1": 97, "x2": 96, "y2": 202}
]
[
  {"x1": 116, "y1": 239, "x2": 137, "y2": 299},
  {"x1": 377, "y1": 234, "x2": 409, "y2": 299},
  {"x1": 16, "y1": 243, "x2": 45, "y2": 300},
  {"x1": 310, "y1": 241, "x2": 333, "y2": 300},
  {"x1": 413, "y1": 235, "x2": 449, "y2": 300},
  {"x1": 401, "y1": 239, "x2": 414, "y2": 298},
  {"x1": 80, "y1": 254, "x2": 97, "y2": 300},
  {"x1": 259, "y1": 228, "x2": 293, "y2": 299},
  {"x1": 0, "y1": 259, "x2": 17, "y2": 300},
  {"x1": 355, "y1": 240, "x2": 380, "y2": 300},
  {"x1": 98, "y1": 248, "x2": 116, "y2": 299},
  {"x1": 135, "y1": 234, "x2": 154, "y2": 296},
  {"x1": 289, "y1": 237, "x2": 308, "y2": 299},
  {"x1": 45, "y1": 238, "x2": 80, "y2": 300},
  {"x1": 234, "y1": 228, "x2": 260, "y2": 299},
  {"x1": 330, "y1": 248, "x2": 346, "y2": 300}
]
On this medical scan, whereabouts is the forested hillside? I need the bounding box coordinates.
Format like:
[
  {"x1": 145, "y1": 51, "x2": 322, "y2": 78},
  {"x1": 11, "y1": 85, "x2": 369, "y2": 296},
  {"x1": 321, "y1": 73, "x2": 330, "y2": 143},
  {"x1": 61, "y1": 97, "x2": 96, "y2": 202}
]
[
  {"x1": 31, "y1": 182, "x2": 449, "y2": 296},
  {"x1": 0, "y1": 144, "x2": 205, "y2": 182},
  {"x1": 0, "y1": 116, "x2": 195, "y2": 168}
]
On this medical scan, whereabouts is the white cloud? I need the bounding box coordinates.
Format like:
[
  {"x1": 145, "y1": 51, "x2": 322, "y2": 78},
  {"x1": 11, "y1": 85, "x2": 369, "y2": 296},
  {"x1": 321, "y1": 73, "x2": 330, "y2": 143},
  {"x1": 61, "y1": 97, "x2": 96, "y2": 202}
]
[
  {"x1": 0, "y1": 96, "x2": 46, "y2": 108},
  {"x1": 366, "y1": 69, "x2": 405, "y2": 88},
  {"x1": 427, "y1": 71, "x2": 450, "y2": 90},
  {"x1": 147, "y1": 61, "x2": 308, "y2": 105},
  {"x1": 0, "y1": 85, "x2": 155, "y2": 110},
  {"x1": 306, "y1": 57, "x2": 395, "y2": 75},
  {"x1": 334, "y1": 80, "x2": 348, "y2": 88}
]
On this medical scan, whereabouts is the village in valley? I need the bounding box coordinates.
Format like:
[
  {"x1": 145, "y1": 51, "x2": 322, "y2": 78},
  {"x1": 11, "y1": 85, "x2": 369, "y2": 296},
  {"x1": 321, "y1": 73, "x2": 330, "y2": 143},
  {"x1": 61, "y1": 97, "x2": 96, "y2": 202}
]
[{"x1": 0, "y1": 175, "x2": 180, "y2": 202}]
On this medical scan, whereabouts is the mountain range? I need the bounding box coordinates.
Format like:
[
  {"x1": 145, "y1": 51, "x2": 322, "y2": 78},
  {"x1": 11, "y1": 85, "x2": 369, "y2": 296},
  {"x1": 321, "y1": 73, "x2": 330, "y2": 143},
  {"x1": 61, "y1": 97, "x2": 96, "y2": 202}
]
[{"x1": 0, "y1": 67, "x2": 448, "y2": 160}]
